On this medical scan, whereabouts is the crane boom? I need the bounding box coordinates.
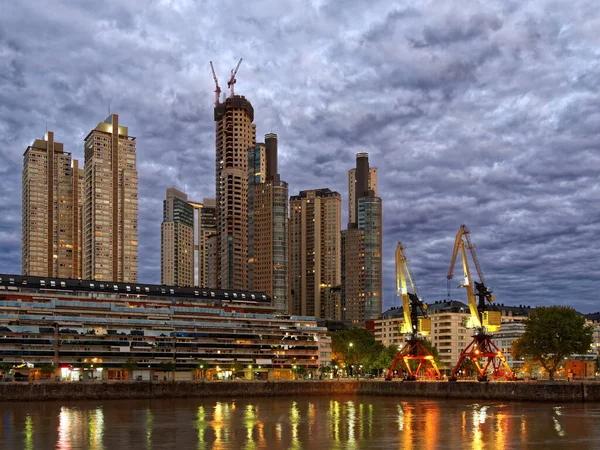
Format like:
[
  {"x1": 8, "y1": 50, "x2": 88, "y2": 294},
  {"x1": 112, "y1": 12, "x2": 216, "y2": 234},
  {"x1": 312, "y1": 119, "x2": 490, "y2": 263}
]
[
  {"x1": 209, "y1": 61, "x2": 221, "y2": 107},
  {"x1": 396, "y1": 243, "x2": 415, "y2": 334},
  {"x1": 447, "y1": 225, "x2": 512, "y2": 381},
  {"x1": 447, "y1": 225, "x2": 480, "y2": 328},
  {"x1": 396, "y1": 243, "x2": 430, "y2": 336},
  {"x1": 227, "y1": 58, "x2": 243, "y2": 97}
]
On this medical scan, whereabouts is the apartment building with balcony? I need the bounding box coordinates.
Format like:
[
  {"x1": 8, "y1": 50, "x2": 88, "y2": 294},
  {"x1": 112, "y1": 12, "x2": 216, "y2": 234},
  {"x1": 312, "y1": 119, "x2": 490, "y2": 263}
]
[{"x1": 0, "y1": 274, "x2": 329, "y2": 381}]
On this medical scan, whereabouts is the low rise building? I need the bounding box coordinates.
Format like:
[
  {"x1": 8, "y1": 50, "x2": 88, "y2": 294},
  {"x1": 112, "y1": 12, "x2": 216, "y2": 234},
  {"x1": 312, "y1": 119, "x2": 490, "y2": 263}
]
[{"x1": 0, "y1": 275, "x2": 329, "y2": 381}]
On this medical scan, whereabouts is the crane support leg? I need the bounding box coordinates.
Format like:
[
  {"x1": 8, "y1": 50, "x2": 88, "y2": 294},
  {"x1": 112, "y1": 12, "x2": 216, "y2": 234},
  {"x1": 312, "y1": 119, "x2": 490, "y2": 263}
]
[
  {"x1": 386, "y1": 339, "x2": 441, "y2": 381},
  {"x1": 450, "y1": 333, "x2": 513, "y2": 382}
]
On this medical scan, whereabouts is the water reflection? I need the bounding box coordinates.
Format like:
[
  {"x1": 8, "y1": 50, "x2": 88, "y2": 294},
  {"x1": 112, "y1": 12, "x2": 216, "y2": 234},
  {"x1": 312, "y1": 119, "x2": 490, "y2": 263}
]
[
  {"x1": 23, "y1": 414, "x2": 32, "y2": 450},
  {"x1": 0, "y1": 396, "x2": 597, "y2": 449}
]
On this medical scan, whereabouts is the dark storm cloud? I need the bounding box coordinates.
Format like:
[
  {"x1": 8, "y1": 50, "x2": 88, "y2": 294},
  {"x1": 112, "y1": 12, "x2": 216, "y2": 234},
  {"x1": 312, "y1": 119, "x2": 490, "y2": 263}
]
[{"x1": 1, "y1": 0, "x2": 599, "y2": 311}]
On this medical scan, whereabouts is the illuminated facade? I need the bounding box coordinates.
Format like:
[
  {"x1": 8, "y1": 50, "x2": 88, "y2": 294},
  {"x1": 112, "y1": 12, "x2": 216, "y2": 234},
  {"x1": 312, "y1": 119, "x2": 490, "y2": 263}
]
[
  {"x1": 214, "y1": 96, "x2": 256, "y2": 290},
  {"x1": 289, "y1": 189, "x2": 341, "y2": 319},
  {"x1": 161, "y1": 188, "x2": 194, "y2": 287},
  {"x1": 82, "y1": 114, "x2": 138, "y2": 282},
  {"x1": 22, "y1": 132, "x2": 80, "y2": 278},
  {"x1": 248, "y1": 133, "x2": 288, "y2": 312},
  {"x1": 348, "y1": 166, "x2": 377, "y2": 225},
  {"x1": 0, "y1": 275, "x2": 328, "y2": 381},
  {"x1": 196, "y1": 198, "x2": 217, "y2": 288},
  {"x1": 342, "y1": 153, "x2": 382, "y2": 326}
]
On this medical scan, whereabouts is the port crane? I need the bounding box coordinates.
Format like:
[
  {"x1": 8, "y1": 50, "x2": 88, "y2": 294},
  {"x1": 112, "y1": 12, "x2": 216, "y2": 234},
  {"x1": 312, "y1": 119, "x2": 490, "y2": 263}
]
[
  {"x1": 386, "y1": 243, "x2": 441, "y2": 381},
  {"x1": 447, "y1": 225, "x2": 513, "y2": 381}
]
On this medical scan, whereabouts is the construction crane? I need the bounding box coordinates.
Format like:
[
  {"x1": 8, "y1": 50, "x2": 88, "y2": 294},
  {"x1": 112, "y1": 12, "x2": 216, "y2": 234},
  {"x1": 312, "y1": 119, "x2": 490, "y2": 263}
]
[
  {"x1": 447, "y1": 225, "x2": 513, "y2": 381},
  {"x1": 386, "y1": 243, "x2": 441, "y2": 381},
  {"x1": 227, "y1": 58, "x2": 243, "y2": 97},
  {"x1": 209, "y1": 61, "x2": 221, "y2": 107}
]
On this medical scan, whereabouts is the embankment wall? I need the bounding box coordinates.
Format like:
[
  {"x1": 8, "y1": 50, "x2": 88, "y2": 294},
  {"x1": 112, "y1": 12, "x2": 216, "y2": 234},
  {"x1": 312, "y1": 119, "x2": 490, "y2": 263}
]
[{"x1": 1, "y1": 380, "x2": 599, "y2": 403}]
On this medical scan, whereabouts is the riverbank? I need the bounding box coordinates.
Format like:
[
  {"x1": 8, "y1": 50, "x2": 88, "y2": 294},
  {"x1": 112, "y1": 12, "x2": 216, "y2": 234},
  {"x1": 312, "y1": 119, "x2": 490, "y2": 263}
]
[{"x1": 2, "y1": 380, "x2": 600, "y2": 403}]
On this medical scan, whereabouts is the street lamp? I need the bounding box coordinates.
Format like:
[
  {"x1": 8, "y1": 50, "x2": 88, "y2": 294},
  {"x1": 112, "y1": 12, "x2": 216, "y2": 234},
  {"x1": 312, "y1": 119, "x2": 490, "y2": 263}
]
[{"x1": 347, "y1": 343, "x2": 354, "y2": 377}]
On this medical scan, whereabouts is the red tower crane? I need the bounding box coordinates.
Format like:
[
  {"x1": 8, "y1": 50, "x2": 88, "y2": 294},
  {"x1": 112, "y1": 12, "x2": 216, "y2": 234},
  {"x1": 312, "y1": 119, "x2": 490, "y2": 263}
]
[
  {"x1": 227, "y1": 58, "x2": 243, "y2": 97},
  {"x1": 209, "y1": 61, "x2": 221, "y2": 107}
]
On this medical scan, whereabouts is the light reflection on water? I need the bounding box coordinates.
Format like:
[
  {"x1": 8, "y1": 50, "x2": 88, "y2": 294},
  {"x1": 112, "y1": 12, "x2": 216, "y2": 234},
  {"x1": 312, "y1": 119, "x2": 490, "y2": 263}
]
[{"x1": 0, "y1": 396, "x2": 599, "y2": 449}]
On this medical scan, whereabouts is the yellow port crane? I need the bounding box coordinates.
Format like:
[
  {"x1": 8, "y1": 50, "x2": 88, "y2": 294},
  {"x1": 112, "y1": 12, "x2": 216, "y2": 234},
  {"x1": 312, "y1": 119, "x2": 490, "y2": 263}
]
[
  {"x1": 447, "y1": 225, "x2": 513, "y2": 381},
  {"x1": 386, "y1": 243, "x2": 440, "y2": 381}
]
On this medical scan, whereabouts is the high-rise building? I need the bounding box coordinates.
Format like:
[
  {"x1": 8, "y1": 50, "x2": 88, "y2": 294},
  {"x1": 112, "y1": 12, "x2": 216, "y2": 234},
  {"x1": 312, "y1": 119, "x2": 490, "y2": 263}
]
[
  {"x1": 82, "y1": 114, "x2": 138, "y2": 282},
  {"x1": 190, "y1": 198, "x2": 216, "y2": 288},
  {"x1": 248, "y1": 133, "x2": 289, "y2": 312},
  {"x1": 348, "y1": 166, "x2": 377, "y2": 225},
  {"x1": 22, "y1": 131, "x2": 77, "y2": 278},
  {"x1": 289, "y1": 189, "x2": 341, "y2": 319},
  {"x1": 248, "y1": 142, "x2": 266, "y2": 290},
  {"x1": 72, "y1": 161, "x2": 85, "y2": 279},
  {"x1": 342, "y1": 153, "x2": 382, "y2": 325},
  {"x1": 214, "y1": 96, "x2": 256, "y2": 290},
  {"x1": 161, "y1": 188, "x2": 194, "y2": 287}
]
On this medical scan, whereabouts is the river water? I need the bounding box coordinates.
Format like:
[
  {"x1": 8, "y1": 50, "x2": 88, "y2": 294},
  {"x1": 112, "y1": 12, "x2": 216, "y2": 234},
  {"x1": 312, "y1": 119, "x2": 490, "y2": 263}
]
[{"x1": 1, "y1": 395, "x2": 599, "y2": 449}]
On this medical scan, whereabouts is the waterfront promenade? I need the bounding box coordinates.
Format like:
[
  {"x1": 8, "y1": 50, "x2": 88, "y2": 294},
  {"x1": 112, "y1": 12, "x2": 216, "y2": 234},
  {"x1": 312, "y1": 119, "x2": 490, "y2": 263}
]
[{"x1": 3, "y1": 379, "x2": 600, "y2": 403}]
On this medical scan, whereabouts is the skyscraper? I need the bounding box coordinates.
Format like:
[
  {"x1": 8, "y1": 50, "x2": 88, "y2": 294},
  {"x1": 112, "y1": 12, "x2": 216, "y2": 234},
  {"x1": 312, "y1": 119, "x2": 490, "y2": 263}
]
[
  {"x1": 161, "y1": 188, "x2": 195, "y2": 287},
  {"x1": 22, "y1": 131, "x2": 77, "y2": 278},
  {"x1": 214, "y1": 95, "x2": 256, "y2": 290},
  {"x1": 82, "y1": 114, "x2": 138, "y2": 282},
  {"x1": 191, "y1": 198, "x2": 216, "y2": 288},
  {"x1": 248, "y1": 133, "x2": 289, "y2": 312},
  {"x1": 342, "y1": 153, "x2": 382, "y2": 325},
  {"x1": 289, "y1": 188, "x2": 341, "y2": 319},
  {"x1": 348, "y1": 166, "x2": 377, "y2": 225},
  {"x1": 248, "y1": 142, "x2": 266, "y2": 290},
  {"x1": 72, "y1": 160, "x2": 85, "y2": 279}
]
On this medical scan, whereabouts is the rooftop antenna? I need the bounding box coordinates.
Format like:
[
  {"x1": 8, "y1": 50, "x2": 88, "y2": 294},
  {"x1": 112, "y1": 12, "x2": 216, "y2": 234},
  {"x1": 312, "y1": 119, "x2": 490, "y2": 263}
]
[{"x1": 108, "y1": 100, "x2": 111, "y2": 116}]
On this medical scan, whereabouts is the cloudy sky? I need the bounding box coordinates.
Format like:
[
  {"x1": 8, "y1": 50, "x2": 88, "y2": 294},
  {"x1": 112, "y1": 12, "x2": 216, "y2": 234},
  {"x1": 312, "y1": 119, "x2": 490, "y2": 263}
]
[{"x1": 1, "y1": 0, "x2": 599, "y2": 312}]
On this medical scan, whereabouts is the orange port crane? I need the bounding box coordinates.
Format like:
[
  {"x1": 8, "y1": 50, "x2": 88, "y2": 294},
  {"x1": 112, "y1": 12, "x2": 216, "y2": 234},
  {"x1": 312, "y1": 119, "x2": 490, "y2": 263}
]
[
  {"x1": 209, "y1": 61, "x2": 221, "y2": 106},
  {"x1": 447, "y1": 225, "x2": 513, "y2": 381},
  {"x1": 227, "y1": 58, "x2": 243, "y2": 97},
  {"x1": 386, "y1": 243, "x2": 441, "y2": 381}
]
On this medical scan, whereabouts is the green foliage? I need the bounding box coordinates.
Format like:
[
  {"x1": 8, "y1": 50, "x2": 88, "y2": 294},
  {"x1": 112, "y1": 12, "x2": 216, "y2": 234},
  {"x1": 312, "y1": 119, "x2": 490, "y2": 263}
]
[
  {"x1": 39, "y1": 364, "x2": 55, "y2": 375},
  {"x1": 0, "y1": 363, "x2": 12, "y2": 375},
  {"x1": 512, "y1": 306, "x2": 593, "y2": 379},
  {"x1": 159, "y1": 362, "x2": 176, "y2": 372},
  {"x1": 319, "y1": 365, "x2": 331, "y2": 374},
  {"x1": 122, "y1": 358, "x2": 138, "y2": 372},
  {"x1": 371, "y1": 348, "x2": 394, "y2": 375},
  {"x1": 330, "y1": 328, "x2": 386, "y2": 371}
]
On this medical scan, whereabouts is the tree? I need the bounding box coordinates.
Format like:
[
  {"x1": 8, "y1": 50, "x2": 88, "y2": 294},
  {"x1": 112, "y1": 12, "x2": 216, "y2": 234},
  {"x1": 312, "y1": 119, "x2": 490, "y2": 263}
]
[
  {"x1": 196, "y1": 360, "x2": 208, "y2": 379},
  {"x1": 330, "y1": 328, "x2": 386, "y2": 371},
  {"x1": 122, "y1": 359, "x2": 138, "y2": 380},
  {"x1": 0, "y1": 363, "x2": 12, "y2": 377},
  {"x1": 512, "y1": 306, "x2": 593, "y2": 380},
  {"x1": 372, "y1": 347, "x2": 394, "y2": 377},
  {"x1": 39, "y1": 364, "x2": 55, "y2": 377},
  {"x1": 159, "y1": 362, "x2": 176, "y2": 381}
]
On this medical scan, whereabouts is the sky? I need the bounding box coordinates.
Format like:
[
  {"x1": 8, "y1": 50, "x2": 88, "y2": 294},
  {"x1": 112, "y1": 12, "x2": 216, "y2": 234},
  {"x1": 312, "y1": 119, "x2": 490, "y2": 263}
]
[{"x1": 1, "y1": 0, "x2": 599, "y2": 312}]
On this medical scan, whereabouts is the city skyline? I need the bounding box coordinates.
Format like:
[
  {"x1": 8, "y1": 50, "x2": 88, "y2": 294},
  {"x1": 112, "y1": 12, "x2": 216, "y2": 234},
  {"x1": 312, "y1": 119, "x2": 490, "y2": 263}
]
[{"x1": 1, "y1": 1, "x2": 599, "y2": 311}]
